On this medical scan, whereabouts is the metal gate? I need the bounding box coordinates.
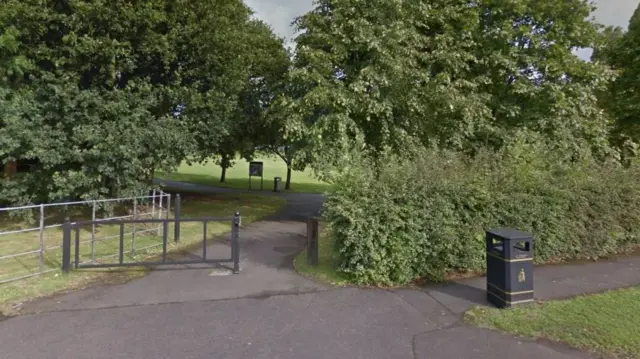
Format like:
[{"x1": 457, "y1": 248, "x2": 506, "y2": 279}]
[{"x1": 60, "y1": 211, "x2": 241, "y2": 273}]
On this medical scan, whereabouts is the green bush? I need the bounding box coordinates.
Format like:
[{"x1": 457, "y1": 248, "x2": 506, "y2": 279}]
[{"x1": 324, "y1": 143, "x2": 640, "y2": 286}]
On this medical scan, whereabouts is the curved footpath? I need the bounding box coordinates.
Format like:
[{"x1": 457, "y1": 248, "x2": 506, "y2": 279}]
[{"x1": 1, "y1": 181, "x2": 639, "y2": 359}]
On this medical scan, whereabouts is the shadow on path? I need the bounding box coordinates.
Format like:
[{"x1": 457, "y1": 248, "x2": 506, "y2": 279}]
[{"x1": 426, "y1": 281, "x2": 490, "y2": 313}]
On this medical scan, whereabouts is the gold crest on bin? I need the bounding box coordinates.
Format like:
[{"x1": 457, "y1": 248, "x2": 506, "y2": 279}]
[{"x1": 518, "y1": 268, "x2": 526, "y2": 283}]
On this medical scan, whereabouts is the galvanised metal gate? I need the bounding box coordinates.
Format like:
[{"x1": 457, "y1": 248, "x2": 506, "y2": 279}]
[{"x1": 60, "y1": 210, "x2": 241, "y2": 273}]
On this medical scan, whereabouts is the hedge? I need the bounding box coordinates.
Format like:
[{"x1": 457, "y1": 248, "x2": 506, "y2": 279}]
[{"x1": 323, "y1": 145, "x2": 640, "y2": 285}]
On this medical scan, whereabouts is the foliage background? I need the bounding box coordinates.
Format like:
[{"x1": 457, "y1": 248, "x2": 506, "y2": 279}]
[
  {"x1": 285, "y1": 0, "x2": 615, "y2": 174},
  {"x1": 0, "y1": 0, "x2": 286, "y2": 206},
  {"x1": 324, "y1": 138, "x2": 640, "y2": 285}
]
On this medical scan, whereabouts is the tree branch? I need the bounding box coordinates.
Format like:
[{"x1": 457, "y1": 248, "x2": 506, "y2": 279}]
[{"x1": 270, "y1": 145, "x2": 288, "y2": 163}]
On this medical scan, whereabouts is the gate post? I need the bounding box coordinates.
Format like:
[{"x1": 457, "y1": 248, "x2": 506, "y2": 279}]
[
  {"x1": 62, "y1": 217, "x2": 72, "y2": 273},
  {"x1": 174, "y1": 193, "x2": 181, "y2": 242},
  {"x1": 232, "y1": 212, "x2": 241, "y2": 273},
  {"x1": 307, "y1": 217, "x2": 319, "y2": 266}
]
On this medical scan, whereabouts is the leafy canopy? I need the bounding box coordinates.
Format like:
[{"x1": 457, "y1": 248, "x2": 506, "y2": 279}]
[
  {"x1": 0, "y1": 0, "x2": 281, "y2": 205},
  {"x1": 284, "y1": 0, "x2": 614, "y2": 171},
  {"x1": 594, "y1": 3, "x2": 640, "y2": 157}
]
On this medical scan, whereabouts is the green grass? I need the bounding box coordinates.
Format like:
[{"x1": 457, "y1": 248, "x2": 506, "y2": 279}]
[
  {"x1": 157, "y1": 154, "x2": 331, "y2": 193},
  {"x1": 0, "y1": 203, "x2": 171, "y2": 284},
  {"x1": 293, "y1": 221, "x2": 348, "y2": 286},
  {"x1": 0, "y1": 192, "x2": 285, "y2": 314},
  {"x1": 464, "y1": 287, "x2": 640, "y2": 359}
]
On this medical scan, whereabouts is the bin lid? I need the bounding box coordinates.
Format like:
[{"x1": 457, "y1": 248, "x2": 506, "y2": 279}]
[{"x1": 487, "y1": 228, "x2": 533, "y2": 240}]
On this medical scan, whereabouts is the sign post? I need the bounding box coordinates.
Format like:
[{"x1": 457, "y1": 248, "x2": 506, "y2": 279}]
[{"x1": 249, "y1": 161, "x2": 264, "y2": 191}]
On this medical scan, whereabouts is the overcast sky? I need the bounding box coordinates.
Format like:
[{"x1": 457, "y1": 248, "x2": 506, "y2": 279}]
[{"x1": 244, "y1": 0, "x2": 639, "y2": 59}]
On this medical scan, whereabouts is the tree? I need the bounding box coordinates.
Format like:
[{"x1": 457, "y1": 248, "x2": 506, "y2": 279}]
[
  {"x1": 0, "y1": 0, "x2": 271, "y2": 205},
  {"x1": 250, "y1": 57, "x2": 316, "y2": 190},
  {"x1": 284, "y1": 0, "x2": 613, "y2": 173},
  {"x1": 1, "y1": 0, "x2": 191, "y2": 204},
  {"x1": 257, "y1": 106, "x2": 309, "y2": 190},
  {"x1": 231, "y1": 22, "x2": 299, "y2": 190},
  {"x1": 591, "y1": 26, "x2": 625, "y2": 64},
  {"x1": 210, "y1": 20, "x2": 290, "y2": 183},
  {"x1": 594, "y1": 4, "x2": 640, "y2": 161}
]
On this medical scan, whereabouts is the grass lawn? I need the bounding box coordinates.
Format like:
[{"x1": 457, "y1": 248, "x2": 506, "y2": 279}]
[
  {"x1": 464, "y1": 287, "x2": 640, "y2": 359},
  {"x1": 0, "y1": 192, "x2": 285, "y2": 315},
  {"x1": 293, "y1": 221, "x2": 348, "y2": 286},
  {"x1": 157, "y1": 154, "x2": 331, "y2": 194}
]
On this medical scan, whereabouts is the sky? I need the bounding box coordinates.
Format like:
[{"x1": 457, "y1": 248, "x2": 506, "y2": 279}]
[{"x1": 244, "y1": 0, "x2": 640, "y2": 60}]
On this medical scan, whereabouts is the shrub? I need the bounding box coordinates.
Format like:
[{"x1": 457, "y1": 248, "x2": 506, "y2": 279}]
[{"x1": 324, "y1": 143, "x2": 640, "y2": 286}]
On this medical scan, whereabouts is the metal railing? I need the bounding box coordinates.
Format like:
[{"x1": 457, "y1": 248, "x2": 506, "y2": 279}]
[
  {"x1": 62, "y1": 212, "x2": 241, "y2": 273},
  {"x1": 0, "y1": 190, "x2": 170, "y2": 284}
]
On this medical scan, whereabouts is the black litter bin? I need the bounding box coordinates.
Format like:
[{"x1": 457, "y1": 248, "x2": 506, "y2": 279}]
[
  {"x1": 486, "y1": 228, "x2": 534, "y2": 308},
  {"x1": 273, "y1": 177, "x2": 282, "y2": 192}
]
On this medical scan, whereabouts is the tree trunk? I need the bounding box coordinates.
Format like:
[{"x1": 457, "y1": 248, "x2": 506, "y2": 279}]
[
  {"x1": 373, "y1": 154, "x2": 382, "y2": 181},
  {"x1": 285, "y1": 162, "x2": 292, "y2": 190},
  {"x1": 220, "y1": 155, "x2": 230, "y2": 182},
  {"x1": 220, "y1": 166, "x2": 227, "y2": 182},
  {"x1": 148, "y1": 167, "x2": 156, "y2": 185},
  {"x1": 3, "y1": 160, "x2": 17, "y2": 178}
]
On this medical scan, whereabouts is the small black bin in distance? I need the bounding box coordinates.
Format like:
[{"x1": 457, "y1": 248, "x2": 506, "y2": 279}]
[{"x1": 274, "y1": 177, "x2": 282, "y2": 192}]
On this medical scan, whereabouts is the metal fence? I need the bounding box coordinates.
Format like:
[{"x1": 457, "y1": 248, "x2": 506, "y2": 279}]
[
  {"x1": 62, "y1": 213, "x2": 241, "y2": 274},
  {"x1": 0, "y1": 190, "x2": 171, "y2": 284}
]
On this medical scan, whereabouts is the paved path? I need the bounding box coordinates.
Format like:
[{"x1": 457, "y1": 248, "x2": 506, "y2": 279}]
[
  {"x1": 157, "y1": 179, "x2": 325, "y2": 222},
  {"x1": 1, "y1": 181, "x2": 639, "y2": 359}
]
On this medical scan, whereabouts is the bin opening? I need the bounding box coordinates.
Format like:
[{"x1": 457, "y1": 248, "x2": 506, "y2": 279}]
[
  {"x1": 514, "y1": 241, "x2": 530, "y2": 252},
  {"x1": 490, "y1": 238, "x2": 504, "y2": 254}
]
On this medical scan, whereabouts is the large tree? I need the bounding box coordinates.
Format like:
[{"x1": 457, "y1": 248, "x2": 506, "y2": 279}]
[
  {"x1": 594, "y1": 4, "x2": 640, "y2": 160},
  {"x1": 253, "y1": 58, "x2": 309, "y2": 191},
  {"x1": 0, "y1": 0, "x2": 269, "y2": 205},
  {"x1": 284, "y1": 0, "x2": 613, "y2": 172},
  {"x1": 228, "y1": 22, "x2": 304, "y2": 190},
  {"x1": 208, "y1": 20, "x2": 290, "y2": 184}
]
